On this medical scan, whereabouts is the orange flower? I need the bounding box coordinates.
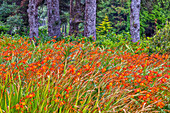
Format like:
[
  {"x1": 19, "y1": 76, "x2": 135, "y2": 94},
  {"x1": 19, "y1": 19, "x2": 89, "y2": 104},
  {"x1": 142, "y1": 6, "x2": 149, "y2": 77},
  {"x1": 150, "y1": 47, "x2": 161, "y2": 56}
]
[
  {"x1": 77, "y1": 72, "x2": 81, "y2": 76},
  {"x1": 54, "y1": 98, "x2": 59, "y2": 102},
  {"x1": 51, "y1": 39, "x2": 56, "y2": 42},
  {"x1": 55, "y1": 93, "x2": 61, "y2": 98},
  {"x1": 157, "y1": 102, "x2": 165, "y2": 108},
  {"x1": 16, "y1": 104, "x2": 20, "y2": 110},
  {"x1": 68, "y1": 86, "x2": 72, "y2": 90},
  {"x1": 146, "y1": 93, "x2": 151, "y2": 98},
  {"x1": 140, "y1": 82, "x2": 145, "y2": 86},
  {"x1": 53, "y1": 36, "x2": 57, "y2": 39},
  {"x1": 19, "y1": 102, "x2": 26, "y2": 106},
  {"x1": 59, "y1": 101, "x2": 65, "y2": 106},
  {"x1": 134, "y1": 88, "x2": 141, "y2": 93},
  {"x1": 54, "y1": 86, "x2": 58, "y2": 90},
  {"x1": 101, "y1": 68, "x2": 106, "y2": 73},
  {"x1": 27, "y1": 93, "x2": 35, "y2": 98},
  {"x1": 66, "y1": 94, "x2": 69, "y2": 98},
  {"x1": 106, "y1": 82, "x2": 112, "y2": 89}
]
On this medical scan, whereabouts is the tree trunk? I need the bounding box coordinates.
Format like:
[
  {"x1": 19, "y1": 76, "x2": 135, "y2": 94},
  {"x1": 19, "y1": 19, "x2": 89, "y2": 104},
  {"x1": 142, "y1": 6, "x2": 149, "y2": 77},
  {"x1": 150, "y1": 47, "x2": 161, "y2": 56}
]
[
  {"x1": 62, "y1": 25, "x2": 64, "y2": 34},
  {"x1": 69, "y1": 0, "x2": 74, "y2": 35},
  {"x1": 130, "y1": 0, "x2": 141, "y2": 42},
  {"x1": 27, "y1": 0, "x2": 39, "y2": 41},
  {"x1": 69, "y1": 0, "x2": 83, "y2": 36},
  {"x1": 47, "y1": 0, "x2": 61, "y2": 38},
  {"x1": 84, "y1": 0, "x2": 96, "y2": 41},
  {"x1": 65, "y1": 23, "x2": 67, "y2": 35}
]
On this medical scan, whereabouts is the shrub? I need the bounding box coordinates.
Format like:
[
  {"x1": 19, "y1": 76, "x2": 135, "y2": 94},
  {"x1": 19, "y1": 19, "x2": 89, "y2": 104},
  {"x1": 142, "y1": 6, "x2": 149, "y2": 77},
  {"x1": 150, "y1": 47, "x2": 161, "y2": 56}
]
[
  {"x1": 96, "y1": 15, "x2": 112, "y2": 35},
  {"x1": 0, "y1": 22, "x2": 9, "y2": 34},
  {"x1": 0, "y1": 2, "x2": 17, "y2": 22},
  {"x1": 149, "y1": 21, "x2": 170, "y2": 54},
  {"x1": 96, "y1": 31, "x2": 132, "y2": 49},
  {"x1": 6, "y1": 14, "x2": 24, "y2": 34},
  {"x1": 39, "y1": 25, "x2": 48, "y2": 37}
]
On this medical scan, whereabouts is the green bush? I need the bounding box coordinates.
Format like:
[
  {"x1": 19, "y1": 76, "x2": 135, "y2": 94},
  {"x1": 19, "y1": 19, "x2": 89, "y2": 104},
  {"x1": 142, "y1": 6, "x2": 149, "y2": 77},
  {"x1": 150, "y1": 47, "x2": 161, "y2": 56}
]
[
  {"x1": 0, "y1": 1, "x2": 28, "y2": 35},
  {"x1": 96, "y1": 15, "x2": 112, "y2": 35},
  {"x1": 150, "y1": 22, "x2": 170, "y2": 54},
  {"x1": 97, "y1": 0, "x2": 169, "y2": 37},
  {"x1": 39, "y1": 26, "x2": 48, "y2": 37},
  {"x1": 6, "y1": 14, "x2": 24, "y2": 34},
  {"x1": 95, "y1": 31, "x2": 132, "y2": 51},
  {"x1": 96, "y1": 15, "x2": 132, "y2": 50},
  {"x1": 0, "y1": 22, "x2": 9, "y2": 34},
  {"x1": 134, "y1": 21, "x2": 170, "y2": 55},
  {"x1": 140, "y1": 3, "x2": 168, "y2": 37},
  {"x1": 0, "y1": 1, "x2": 17, "y2": 22}
]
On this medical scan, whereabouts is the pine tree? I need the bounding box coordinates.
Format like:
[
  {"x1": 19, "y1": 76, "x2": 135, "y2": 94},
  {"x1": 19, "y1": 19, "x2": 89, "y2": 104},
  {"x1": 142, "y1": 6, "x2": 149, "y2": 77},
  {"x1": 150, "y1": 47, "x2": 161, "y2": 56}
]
[{"x1": 96, "y1": 15, "x2": 112, "y2": 35}]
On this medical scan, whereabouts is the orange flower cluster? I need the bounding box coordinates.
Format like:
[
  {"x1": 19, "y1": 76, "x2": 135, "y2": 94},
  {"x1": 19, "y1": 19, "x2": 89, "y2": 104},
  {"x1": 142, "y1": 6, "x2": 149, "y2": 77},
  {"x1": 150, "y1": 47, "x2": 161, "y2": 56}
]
[{"x1": 0, "y1": 37, "x2": 169, "y2": 112}]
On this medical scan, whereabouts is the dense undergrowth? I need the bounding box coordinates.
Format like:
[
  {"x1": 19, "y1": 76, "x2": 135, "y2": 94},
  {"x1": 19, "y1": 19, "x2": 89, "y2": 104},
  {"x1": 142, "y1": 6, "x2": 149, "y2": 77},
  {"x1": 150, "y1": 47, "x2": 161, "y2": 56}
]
[{"x1": 0, "y1": 33, "x2": 169, "y2": 112}]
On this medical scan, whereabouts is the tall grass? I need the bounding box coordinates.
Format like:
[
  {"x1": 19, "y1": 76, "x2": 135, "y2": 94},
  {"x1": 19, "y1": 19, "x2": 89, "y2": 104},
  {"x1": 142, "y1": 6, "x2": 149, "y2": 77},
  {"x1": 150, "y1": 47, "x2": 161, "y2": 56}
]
[{"x1": 0, "y1": 36, "x2": 169, "y2": 112}]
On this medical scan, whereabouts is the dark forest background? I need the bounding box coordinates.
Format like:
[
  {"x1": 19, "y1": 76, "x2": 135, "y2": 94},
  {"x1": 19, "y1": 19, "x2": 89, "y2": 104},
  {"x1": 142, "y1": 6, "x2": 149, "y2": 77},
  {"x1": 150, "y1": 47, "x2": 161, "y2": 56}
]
[{"x1": 0, "y1": 0, "x2": 169, "y2": 37}]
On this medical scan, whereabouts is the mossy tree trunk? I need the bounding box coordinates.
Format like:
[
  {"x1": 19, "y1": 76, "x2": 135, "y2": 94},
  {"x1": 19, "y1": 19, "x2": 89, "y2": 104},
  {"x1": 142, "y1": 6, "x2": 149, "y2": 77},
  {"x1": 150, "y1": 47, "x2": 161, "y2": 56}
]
[
  {"x1": 69, "y1": 0, "x2": 83, "y2": 36},
  {"x1": 130, "y1": 0, "x2": 141, "y2": 42},
  {"x1": 47, "y1": 0, "x2": 61, "y2": 38},
  {"x1": 84, "y1": 0, "x2": 96, "y2": 41},
  {"x1": 27, "y1": 0, "x2": 39, "y2": 42}
]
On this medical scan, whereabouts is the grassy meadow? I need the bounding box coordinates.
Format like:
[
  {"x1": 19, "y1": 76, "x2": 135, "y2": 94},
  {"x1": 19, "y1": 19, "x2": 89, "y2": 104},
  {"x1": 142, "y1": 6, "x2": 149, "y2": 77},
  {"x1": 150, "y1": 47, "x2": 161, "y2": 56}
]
[{"x1": 0, "y1": 35, "x2": 169, "y2": 113}]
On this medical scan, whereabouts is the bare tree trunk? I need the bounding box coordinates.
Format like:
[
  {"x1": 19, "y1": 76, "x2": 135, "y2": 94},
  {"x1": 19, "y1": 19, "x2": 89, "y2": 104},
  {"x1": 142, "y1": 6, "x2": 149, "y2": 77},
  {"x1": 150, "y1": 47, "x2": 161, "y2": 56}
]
[
  {"x1": 130, "y1": 0, "x2": 141, "y2": 42},
  {"x1": 69, "y1": 0, "x2": 74, "y2": 35},
  {"x1": 47, "y1": 0, "x2": 61, "y2": 38},
  {"x1": 65, "y1": 23, "x2": 67, "y2": 35},
  {"x1": 84, "y1": 0, "x2": 96, "y2": 41},
  {"x1": 62, "y1": 25, "x2": 64, "y2": 34},
  {"x1": 27, "y1": 0, "x2": 39, "y2": 42},
  {"x1": 69, "y1": 0, "x2": 83, "y2": 36}
]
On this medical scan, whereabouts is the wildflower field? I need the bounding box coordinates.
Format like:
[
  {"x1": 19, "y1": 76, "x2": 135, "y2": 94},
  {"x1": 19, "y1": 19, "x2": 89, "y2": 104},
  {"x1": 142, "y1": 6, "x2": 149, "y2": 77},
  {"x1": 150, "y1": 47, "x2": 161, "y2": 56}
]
[{"x1": 0, "y1": 36, "x2": 169, "y2": 112}]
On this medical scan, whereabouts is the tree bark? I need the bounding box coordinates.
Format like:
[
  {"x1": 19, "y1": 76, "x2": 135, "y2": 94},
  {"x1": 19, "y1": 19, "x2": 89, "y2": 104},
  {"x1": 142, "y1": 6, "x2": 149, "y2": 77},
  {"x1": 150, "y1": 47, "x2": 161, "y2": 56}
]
[
  {"x1": 69, "y1": 0, "x2": 83, "y2": 36},
  {"x1": 47, "y1": 0, "x2": 61, "y2": 38},
  {"x1": 65, "y1": 23, "x2": 67, "y2": 35},
  {"x1": 130, "y1": 0, "x2": 141, "y2": 42},
  {"x1": 27, "y1": 0, "x2": 39, "y2": 41},
  {"x1": 84, "y1": 0, "x2": 96, "y2": 41},
  {"x1": 69, "y1": 0, "x2": 74, "y2": 35}
]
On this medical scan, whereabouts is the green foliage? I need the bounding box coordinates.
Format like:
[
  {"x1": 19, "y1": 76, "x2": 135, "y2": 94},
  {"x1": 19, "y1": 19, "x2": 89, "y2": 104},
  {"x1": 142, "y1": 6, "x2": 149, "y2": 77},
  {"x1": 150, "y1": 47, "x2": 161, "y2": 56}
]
[
  {"x1": 96, "y1": 15, "x2": 133, "y2": 50},
  {"x1": 129, "y1": 22, "x2": 170, "y2": 55},
  {"x1": 38, "y1": 26, "x2": 54, "y2": 43},
  {"x1": 140, "y1": 1, "x2": 169, "y2": 37},
  {"x1": 6, "y1": 14, "x2": 24, "y2": 34},
  {"x1": 96, "y1": 15, "x2": 112, "y2": 35},
  {"x1": 60, "y1": 34, "x2": 89, "y2": 43},
  {"x1": 39, "y1": 26, "x2": 48, "y2": 37},
  {"x1": 0, "y1": 2, "x2": 27, "y2": 35},
  {"x1": 0, "y1": 22, "x2": 10, "y2": 34},
  {"x1": 0, "y1": 2, "x2": 17, "y2": 22},
  {"x1": 95, "y1": 31, "x2": 132, "y2": 51},
  {"x1": 97, "y1": 0, "x2": 130, "y2": 34},
  {"x1": 150, "y1": 22, "x2": 170, "y2": 54},
  {"x1": 38, "y1": 5, "x2": 47, "y2": 26},
  {"x1": 97, "y1": 0, "x2": 169, "y2": 37}
]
